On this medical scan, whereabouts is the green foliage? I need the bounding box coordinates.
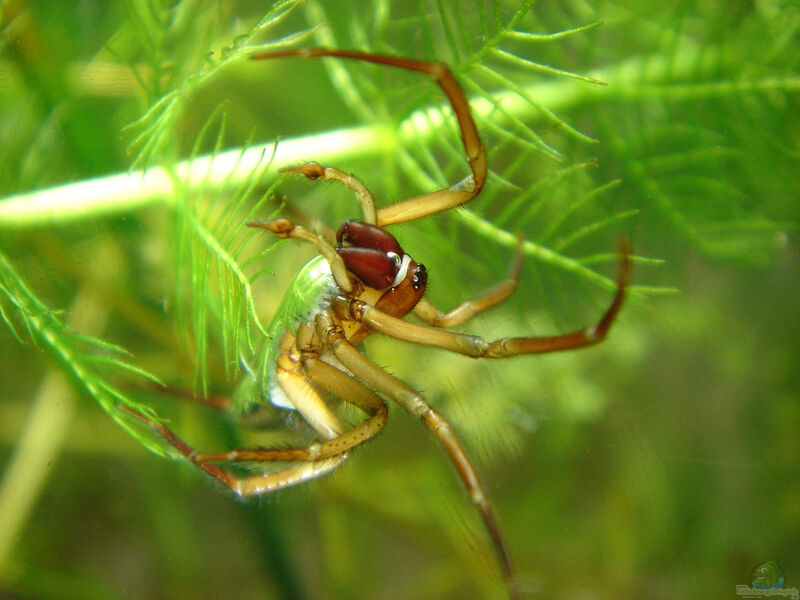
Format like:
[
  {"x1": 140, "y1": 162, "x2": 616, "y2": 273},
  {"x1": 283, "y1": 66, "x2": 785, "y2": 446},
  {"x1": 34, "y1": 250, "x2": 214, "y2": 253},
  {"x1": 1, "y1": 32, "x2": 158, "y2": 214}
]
[
  {"x1": 0, "y1": 247, "x2": 188, "y2": 466},
  {"x1": 0, "y1": 1, "x2": 797, "y2": 599}
]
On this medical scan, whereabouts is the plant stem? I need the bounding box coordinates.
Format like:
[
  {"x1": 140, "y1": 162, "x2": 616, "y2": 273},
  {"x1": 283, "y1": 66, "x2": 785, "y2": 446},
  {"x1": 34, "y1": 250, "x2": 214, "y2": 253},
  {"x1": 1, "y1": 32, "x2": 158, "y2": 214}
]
[{"x1": 1, "y1": 44, "x2": 795, "y2": 230}]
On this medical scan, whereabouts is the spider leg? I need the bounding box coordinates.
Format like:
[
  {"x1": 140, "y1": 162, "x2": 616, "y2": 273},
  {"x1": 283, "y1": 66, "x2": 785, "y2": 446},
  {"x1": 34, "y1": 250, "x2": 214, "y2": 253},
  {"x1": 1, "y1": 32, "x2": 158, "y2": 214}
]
[
  {"x1": 413, "y1": 234, "x2": 524, "y2": 327},
  {"x1": 118, "y1": 401, "x2": 348, "y2": 495},
  {"x1": 246, "y1": 217, "x2": 354, "y2": 292},
  {"x1": 251, "y1": 48, "x2": 486, "y2": 226},
  {"x1": 115, "y1": 331, "x2": 389, "y2": 497},
  {"x1": 117, "y1": 375, "x2": 348, "y2": 497},
  {"x1": 196, "y1": 352, "x2": 389, "y2": 464},
  {"x1": 280, "y1": 162, "x2": 377, "y2": 225},
  {"x1": 314, "y1": 311, "x2": 522, "y2": 600},
  {"x1": 346, "y1": 239, "x2": 631, "y2": 358}
]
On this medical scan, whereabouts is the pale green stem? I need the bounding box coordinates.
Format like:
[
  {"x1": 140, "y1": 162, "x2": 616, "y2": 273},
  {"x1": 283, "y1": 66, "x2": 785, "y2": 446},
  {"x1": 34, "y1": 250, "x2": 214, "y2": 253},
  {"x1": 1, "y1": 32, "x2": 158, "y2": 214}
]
[
  {"x1": 1, "y1": 44, "x2": 795, "y2": 230},
  {"x1": 0, "y1": 125, "x2": 390, "y2": 228}
]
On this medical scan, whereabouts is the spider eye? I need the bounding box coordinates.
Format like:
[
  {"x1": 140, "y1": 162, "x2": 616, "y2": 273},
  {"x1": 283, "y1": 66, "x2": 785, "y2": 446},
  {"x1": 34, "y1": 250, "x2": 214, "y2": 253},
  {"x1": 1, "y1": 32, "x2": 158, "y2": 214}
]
[{"x1": 412, "y1": 264, "x2": 427, "y2": 291}]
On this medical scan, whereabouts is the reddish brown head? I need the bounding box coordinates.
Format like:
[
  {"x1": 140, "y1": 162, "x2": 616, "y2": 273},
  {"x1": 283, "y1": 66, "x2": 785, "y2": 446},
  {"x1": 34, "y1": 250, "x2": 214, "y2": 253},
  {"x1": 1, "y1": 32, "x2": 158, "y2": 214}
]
[{"x1": 336, "y1": 220, "x2": 427, "y2": 317}]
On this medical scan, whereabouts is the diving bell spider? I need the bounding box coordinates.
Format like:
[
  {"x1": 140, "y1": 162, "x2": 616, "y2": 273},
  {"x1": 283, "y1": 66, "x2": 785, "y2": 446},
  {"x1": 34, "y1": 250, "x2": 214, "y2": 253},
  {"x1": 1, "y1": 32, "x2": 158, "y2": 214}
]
[{"x1": 122, "y1": 48, "x2": 631, "y2": 599}]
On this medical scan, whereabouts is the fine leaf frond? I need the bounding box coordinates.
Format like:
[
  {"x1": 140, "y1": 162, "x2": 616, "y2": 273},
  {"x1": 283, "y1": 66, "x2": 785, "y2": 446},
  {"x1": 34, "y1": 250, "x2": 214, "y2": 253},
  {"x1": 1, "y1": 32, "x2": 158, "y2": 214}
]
[
  {"x1": 125, "y1": 0, "x2": 309, "y2": 171},
  {"x1": 492, "y1": 47, "x2": 607, "y2": 86},
  {"x1": 538, "y1": 179, "x2": 623, "y2": 245},
  {"x1": 0, "y1": 249, "x2": 170, "y2": 456},
  {"x1": 172, "y1": 107, "x2": 282, "y2": 392},
  {"x1": 508, "y1": 21, "x2": 604, "y2": 42},
  {"x1": 465, "y1": 70, "x2": 564, "y2": 160},
  {"x1": 554, "y1": 209, "x2": 641, "y2": 254},
  {"x1": 586, "y1": 7, "x2": 798, "y2": 264}
]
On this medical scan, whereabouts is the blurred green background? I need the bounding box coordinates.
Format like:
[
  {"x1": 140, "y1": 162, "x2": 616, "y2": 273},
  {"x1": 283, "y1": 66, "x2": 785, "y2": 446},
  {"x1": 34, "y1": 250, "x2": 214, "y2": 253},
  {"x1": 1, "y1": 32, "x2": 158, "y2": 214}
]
[{"x1": 1, "y1": 1, "x2": 798, "y2": 599}]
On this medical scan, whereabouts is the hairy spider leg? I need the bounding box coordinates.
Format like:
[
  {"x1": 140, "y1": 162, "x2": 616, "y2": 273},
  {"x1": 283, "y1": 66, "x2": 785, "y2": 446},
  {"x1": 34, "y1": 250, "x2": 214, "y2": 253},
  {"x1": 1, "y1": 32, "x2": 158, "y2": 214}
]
[
  {"x1": 314, "y1": 311, "x2": 522, "y2": 600},
  {"x1": 196, "y1": 343, "x2": 389, "y2": 464},
  {"x1": 116, "y1": 326, "x2": 390, "y2": 497},
  {"x1": 246, "y1": 218, "x2": 355, "y2": 292},
  {"x1": 413, "y1": 233, "x2": 525, "y2": 327},
  {"x1": 346, "y1": 238, "x2": 632, "y2": 359},
  {"x1": 116, "y1": 405, "x2": 347, "y2": 497},
  {"x1": 250, "y1": 48, "x2": 486, "y2": 227},
  {"x1": 279, "y1": 162, "x2": 377, "y2": 225}
]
